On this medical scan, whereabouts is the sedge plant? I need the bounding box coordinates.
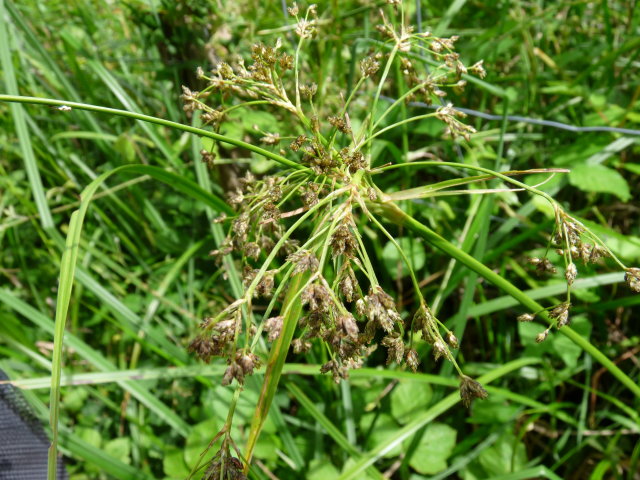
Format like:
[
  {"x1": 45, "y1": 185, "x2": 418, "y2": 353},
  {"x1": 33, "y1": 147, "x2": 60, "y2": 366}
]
[
  {"x1": 174, "y1": 2, "x2": 640, "y2": 476},
  {"x1": 2, "y1": 1, "x2": 640, "y2": 478}
]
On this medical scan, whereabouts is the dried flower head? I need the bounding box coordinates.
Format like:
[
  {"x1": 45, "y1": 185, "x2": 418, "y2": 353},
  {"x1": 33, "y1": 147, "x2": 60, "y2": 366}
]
[
  {"x1": 331, "y1": 223, "x2": 357, "y2": 258},
  {"x1": 536, "y1": 329, "x2": 550, "y2": 343},
  {"x1": 292, "y1": 338, "x2": 312, "y2": 354},
  {"x1": 260, "y1": 132, "x2": 281, "y2": 145},
  {"x1": 300, "y1": 83, "x2": 318, "y2": 99},
  {"x1": 204, "y1": 451, "x2": 246, "y2": 480},
  {"x1": 328, "y1": 115, "x2": 351, "y2": 134},
  {"x1": 288, "y1": 249, "x2": 319, "y2": 274},
  {"x1": 405, "y1": 348, "x2": 420, "y2": 372},
  {"x1": 320, "y1": 359, "x2": 348, "y2": 383},
  {"x1": 302, "y1": 283, "x2": 332, "y2": 313},
  {"x1": 529, "y1": 257, "x2": 557, "y2": 275},
  {"x1": 625, "y1": 268, "x2": 640, "y2": 293},
  {"x1": 565, "y1": 263, "x2": 577, "y2": 286},
  {"x1": 445, "y1": 331, "x2": 459, "y2": 349},
  {"x1": 360, "y1": 56, "x2": 380, "y2": 78},
  {"x1": 287, "y1": 2, "x2": 299, "y2": 16},
  {"x1": 381, "y1": 334, "x2": 404, "y2": 365},
  {"x1": 200, "y1": 149, "x2": 216, "y2": 168},
  {"x1": 459, "y1": 375, "x2": 488, "y2": 408},
  {"x1": 264, "y1": 316, "x2": 283, "y2": 342},
  {"x1": 549, "y1": 302, "x2": 571, "y2": 328}
]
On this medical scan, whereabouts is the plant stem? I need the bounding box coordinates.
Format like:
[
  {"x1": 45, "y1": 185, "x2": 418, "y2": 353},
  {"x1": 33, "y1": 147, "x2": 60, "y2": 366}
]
[
  {"x1": 0, "y1": 94, "x2": 306, "y2": 171},
  {"x1": 374, "y1": 201, "x2": 640, "y2": 399}
]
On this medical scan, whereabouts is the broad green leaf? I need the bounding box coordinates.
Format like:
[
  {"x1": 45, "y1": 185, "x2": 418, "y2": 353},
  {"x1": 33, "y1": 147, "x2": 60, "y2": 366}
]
[
  {"x1": 519, "y1": 316, "x2": 591, "y2": 368},
  {"x1": 163, "y1": 448, "x2": 190, "y2": 478},
  {"x1": 403, "y1": 422, "x2": 457, "y2": 475},
  {"x1": 362, "y1": 414, "x2": 402, "y2": 458},
  {"x1": 104, "y1": 437, "x2": 131, "y2": 465},
  {"x1": 114, "y1": 133, "x2": 136, "y2": 162},
  {"x1": 308, "y1": 458, "x2": 340, "y2": 480},
  {"x1": 383, "y1": 237, "x2": 426, "y2": 279},
  {"x1": 476, "y1": 432, "x2": 527, "y2": 476},
  {"x1": 390, "y1": 380, "x2": 433, "y2": 425},
  {"x1": 623, "y1": 163, "x2": 640, "y2": 175},
  {"x1": 550, "y1": 316, "x2": 592, "y2": 368},
  {"x1": 63, "y1": 387, "x2": 89, "y2": 412},
  {"x1": 75, "y1": 427, "x2": 102, "y2": 449},
  {"x1": 568, "y1": 164, "x2": 630, "y2": 201},
  {"x1": 469, "y1": 397, "x2": 520, "y2": 425}
]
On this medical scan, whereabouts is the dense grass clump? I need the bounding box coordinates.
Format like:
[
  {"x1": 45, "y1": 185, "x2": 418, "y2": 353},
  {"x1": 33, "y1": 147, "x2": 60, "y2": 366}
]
[{"x1": 1, "y1": 1, "x2": 639, "y2": 479}]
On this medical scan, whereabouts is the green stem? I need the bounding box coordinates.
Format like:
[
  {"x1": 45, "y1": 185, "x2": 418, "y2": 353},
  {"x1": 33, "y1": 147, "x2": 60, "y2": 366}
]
[
  {"x1": 0, "y1": 94, "x2": 306, "y2": 171},
  {"x1": 367, "y1": 44, "x2": 399, "y2": 149},
  {"x1": 375, "y1": 161, "x2": 628, "y2": 270},
  {"x1": 374, "y1": 202, "x2": 640, "y2": 399},
  {"x1": 359, "y1": 112, "x2": 437, "y2": 149}
]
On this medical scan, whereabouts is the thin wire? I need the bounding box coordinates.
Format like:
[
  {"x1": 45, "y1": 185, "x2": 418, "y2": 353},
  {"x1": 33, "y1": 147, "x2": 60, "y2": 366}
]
[
  {"x1": 379, "y1": 95, "x2": 640, "y2": 136},
  {"x1": 284, "y1": 0, "x2": 640, "y2": 138}
]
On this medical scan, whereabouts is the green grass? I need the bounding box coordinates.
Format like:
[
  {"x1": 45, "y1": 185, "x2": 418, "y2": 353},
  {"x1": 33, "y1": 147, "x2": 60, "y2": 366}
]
[{"x1": 1, "y1": 1, "x2": 639, "y2": 479}]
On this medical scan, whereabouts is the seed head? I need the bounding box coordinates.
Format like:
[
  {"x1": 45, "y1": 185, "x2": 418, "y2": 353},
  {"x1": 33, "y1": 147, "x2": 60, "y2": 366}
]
[
  {"x1": 405, "y1": 349, "x2": 420, "y2": 372},
  {"x1": 469, "y1": 60, "x2": 487, "y2": 78},
  {"x1": 360, "y1": 56, "x2": 380, "y2": 78},
  {"x1": 529, "y1": 257, "x2": 557, "y2": 274},
  {"x1": 200, "y1": 149, "x2": 216, "y2": 168},
  {"x1": 222, "y1": 362, "x2": 244, "y2": 386},
  {"x1": 264, "y1": 316, "x2": 283, "y2": 342},
  {"x1": 290, "y1": 134, "x2": 308, "y2": 152},
  {"x1": 260, "y1": 132, "x2": 281, "y2": 145},
  {"x1": 330, "y1": 223, "x2": 357, "y2": 258},
  {"x1": 328, "y1": 115, "x2": 351, "y2": 134},
  {"x1": 625, "y1": 268, "x2": 640, "y2": 293},
  {"x1": 432, "y1": 340, "x2": 448, "y2": 361},
  {"x1": 292, "y1": 338, "x2": 312, "y2": 354},
  {"x1": 255, "y1": 271, "x2": 275, "y2": 298},
  {"x1": 300, "y1": 83, "x2": 317, "y2": 99},
  {"x1": 549, "y1": 302, "x2": 571, "y2": 328},
  {"x1": 517, "y1": 313, "x2": 535, "y2": 322},
  {"x1": 236, "y1": 350, "x2": 261, "y2": 376},
  {"x1": 302, "y1": 283, "x2": 332, "y2": 313},
  {"x1": 204, "y1": 453, "x2": 246, "y2": 480},
  {"x1": 445, "y1": 331, "x2": 459, "y2": 349},
  {"x1": 381, "y1": 334, "x2": 404, "y2": 365},
  {"x1": 565, "y1": 263, "x2": 577, "y2": 286},
  {"x1": 243, "y1": 242, "x2": 260, "y2": 260},
  {"x1": 288, "y1": 249, "x2": 319, "y2": 274},
  {"x1": 295, "y1": 18, "x2": 316, "y2": 38},
  {"x1": 337, "y1": 314, "x2": 359, "y2": 339},
  {"x1": 536, "y1": 329, "x2": 550, "y2": 343},
  {"x1": 287, "y1": 2, "x2": 299, "y2": 16},
  {"x1": 320, "y1": 360, "x2": 348, "y2": 383},
  {"x1": 279, "y1": 53, "x2": 294, "y2": 71},
  {"x1": 459, "y1": 375, "x2": 488, "y2": 408}
]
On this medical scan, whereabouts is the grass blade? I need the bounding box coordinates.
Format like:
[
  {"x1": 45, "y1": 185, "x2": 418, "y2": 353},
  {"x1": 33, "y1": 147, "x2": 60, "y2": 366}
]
[
  {"x1": 337, "y1": 357, "x2": 540, "y2": 480},
  {"x1": 43, "y1": 164, "x2": 232, "y2": 477},
  {"x1": 244, "y1": 273, "x2": 307, "y2": 469},
  {"x1": 0, "y1": 94, "x2": 306, "y2": 171},
  {"x1": 0, "y1": 0, "x2": 53, "y2": 229},
  {"x1": 376, "y1": 202, "x2": 640, "y2": 399}
]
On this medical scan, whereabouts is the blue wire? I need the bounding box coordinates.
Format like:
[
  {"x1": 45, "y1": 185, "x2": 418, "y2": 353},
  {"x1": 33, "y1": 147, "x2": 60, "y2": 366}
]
[{"x1": 379, "y1": 95, "x2": 640, "y2": 136}]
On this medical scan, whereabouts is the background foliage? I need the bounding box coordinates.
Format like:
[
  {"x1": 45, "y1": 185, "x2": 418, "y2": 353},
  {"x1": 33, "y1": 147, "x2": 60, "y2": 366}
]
[{"x1": 1, "y1": 1, "x2": 639, "y2": 479}]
